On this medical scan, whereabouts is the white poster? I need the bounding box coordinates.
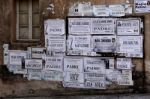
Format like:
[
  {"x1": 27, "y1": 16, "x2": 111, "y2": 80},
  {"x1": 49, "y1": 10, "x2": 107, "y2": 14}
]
[
  {"x1": 43, "y1": 56, "x2": 63, "y2": 71},
  {"x1": 117, "y1": 58, "x2": 132, "y2": 69},
  {"x1": 84, "y1": 80, "x2": 106, "y2": 89},
  {"x1": 91, "y1": 18, "x2": 116, "y2": 34},
  {"x1": 64, "y1": 72, "x2": 84, "y2": 83},
  {"x1": 27, "y1": 70, "x2": 42, "y2": 80},
  {"x1": 45, "y1": 35, "x2": 66, "y2": 52},
  {"x1": 84, "y1": 72, "x2": 106, "y2": 89},
  {"x1": 117, "y1": 19, "x2": 140, "y2": 35},
  {"x1": 13, "y1": 69, "x2": 27, "y2": 75},
  {"x1": 68, "y1": 18, "x2": 91, "y2": 34},
  {"x1": 134, "y1": 0, "x2": 150, "y2": 13},
  {"x1": 67, "y1": 50, "x2": 83, "y2": 56},
  {"x1": 67, "y1": 35, "x2": 91, "y2": 51},
  {"x1": 44, "y1": 19, "x2": 65, "y2": 35},
  {"x1": 84, "y1": 57, "x2": 106, "y2": 73},
  {"x1": 117, "y1": 70, "x2": 133, "y2": 85},
  {"x1": 78, "y1": 2, "x2": 93, "y2": 16},
  {"x1": 42, "y1": 70, "x2": 63, "y2": 81},
  {"x1": 63, "y1": 82, "x2": 84, "y2": 88},
  {"x1": 31, "y1": 47, "x2": 46, "y2": 58},
  {"x1": 92, "y1": 36, "x2": 116, "y2": 52},
  {"x1": 93, "y1": 5, "x2": 109, "y2": 16},
  {"x1": 64, "y1": 57, "x2": 83, "y2": 72},
  {"x1": 51, "y1": 51, "x2": 66, "y2": 56},
  {"x1": 25, "y1": 59, "x2": 43, "y2": 69},
  {"x1": 117, "y1": 36, "x2": 143, "y2": 57},
  {"x1": 106, "y1": 58, "x2": 115, "y2": 69},
  {"x1": 3, "y1": 50, "x2": 9, "y2": 65},
  {"x1": 9, "y1": 50, "x2": 27, "y2": 66},
  {"x1": 109, "y1": 5, "x2": 125, "y2": 16},
  {"x1": 106, "y1": 69, "x2": 122, "y2": 83},
  {"x1": 84, "y1": 73, "x2": 105, "y2": 81}
]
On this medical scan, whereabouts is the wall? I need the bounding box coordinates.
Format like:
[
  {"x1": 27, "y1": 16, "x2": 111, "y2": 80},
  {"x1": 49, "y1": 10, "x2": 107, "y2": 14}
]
[{"x1": 0, "y1": 0, "x2": 150, "y2": 97}]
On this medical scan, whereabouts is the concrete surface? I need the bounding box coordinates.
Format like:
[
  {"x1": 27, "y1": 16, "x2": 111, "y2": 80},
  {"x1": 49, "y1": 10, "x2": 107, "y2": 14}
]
[{"x1": 3, "y1": 94, "x2": 150, "y2": 99}]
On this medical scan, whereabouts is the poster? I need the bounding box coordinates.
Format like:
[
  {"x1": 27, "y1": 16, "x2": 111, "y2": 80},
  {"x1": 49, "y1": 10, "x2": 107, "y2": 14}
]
[
  {"x1": 78, "y1": 2, "x2": 93, "y2": 16},
  {"x1": 84, "y1": 73, "x2": 105, "y2": 81},
  {"x1": 27, "y1": 69, "x2": 42, "y2": 80},
  {"x1": 117, "y1": 36, "x2": 143, "y2": 57},
  {"x1": 91, "y1": 18, "x2": 116, "y2": 34},
  {"x1": 45, "y1": 35, "x2": 66, "y2": 52},
  {"x1": 84, "y1": 73, "x2": 106, "y2": 89},
  {"x1": 64, "y1": 72, "x2": 84, "y2": 83},
  {"x1": 134, "y1": 0, "x2": 150, "y2": 13},
  {"x1": 9, "y1": 50, "x2": 27, "y2": 66},
  {"x1": 63, "y1": 82, "x2": 84, "y2": 88},
  {"x1": 42, "y1": 70, "x2": 63, "y2": 81},
  {"x1": 84, "y1": 80, "x2": 106, "y2": 89},
  {"x1": 44, "y1": 19, "x2": 65, "y2": 35},
  {"x1": 93, "y1": 5, "x2": 109, "y2": 16},
  {"x1": 92, "y1": 36, "x2": 116, "y2": 52},
  {"x1": 68, "y1": 18, "x2": 91, "y2": 34},
  {"x1": 31, "y1": 47, "x2": 46, "y2": 59},
  {"x1": 117, "y1": 70, "x2": 133, "y2": 85},
  {"x1": 67, "y1": 50, "x2": 83, "y2": 56},
  {"x1": 117, "y1": 19, "x2": 140, "y2": 35},
  {"x1": 51, "y1": 51, "x2": 66, "y2": 56},
  {"x1": 105, "y1": 58, "x2": 115, "y2": 69},
  {"x1": 84, "y1": 57, "x2": 106, "y2": 73},
  {"x1": 117, "y1": 58, "x2": 132, "y2": 69},
  {"x1": 106, "y1": 69, "x2": 122, "y2": 83},
  {"x1": 7, "y1": 65, "x2": 22, "y2": 72},
  {"x1": 43, "y1": 56, "x2": 63, "y2": 71},
  {"x1": 109, "y1": 5, "x2": 125, "y2": 16},
  {"x1": 64, "y1": 57, "x2": 83, "y2": 72},
  {"x1": 13, "y1": 69, "x2": 27, "y2": 75},
  {"x1": 67, "y1": 35, "x2": 91, "y2": 51},
  {"x1": 25, "y1": 59, "x2": 43, "y2": 69},
  {"x1": 3, "y1": 50, "x2": 9, "y2": 65}
]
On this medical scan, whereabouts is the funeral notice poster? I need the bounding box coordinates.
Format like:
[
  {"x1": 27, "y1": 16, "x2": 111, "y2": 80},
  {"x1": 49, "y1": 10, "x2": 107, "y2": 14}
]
[
  {"x1": 44, "y1": 19, "x2": 65, "y2": 35},
  {"x1": 117, "y1": 36, "x2": 143, "y2": 57},
  {"x1": 25, "y1": 59, "x2": 43, "y2": 69},
  {"x1": 9, "y1": 50, "x2": 27, "y2": 66},
  {"x1": 92, "y1": 36, "x2": 116, "y2": 53},
  {"x1": 45, "y1": 35, "x2": 66, "y2": 52},
  {"x1": 64, "y1": 57, "x2": 83, "y2": 72},
  {"x1": 84, "y1": 57, "x2": 106, "y2": 73},
  {"x1": 43, "y1": 56, "x2": 63, "y2": 71},
  {"x1": 67, "y1": 35, "x2": 91, "y2": 52},
  {"x1": 117, "y1": 19, "x2": 140, "y2": 35},
  {"x1": 68, "y1": 18, "x2": 91, "y2": 34},
  {"x1": 134, "y1": 0, "x2": 150, "y2": 13},
  {"x1": 91, "y1": 18, "x2": 116, "y2": 34}
]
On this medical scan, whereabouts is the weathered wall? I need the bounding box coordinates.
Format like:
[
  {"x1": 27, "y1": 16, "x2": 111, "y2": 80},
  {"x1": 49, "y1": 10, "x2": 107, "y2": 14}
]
[{"x1": 0, "y1": 0, "x2": 150, "y2": 97}]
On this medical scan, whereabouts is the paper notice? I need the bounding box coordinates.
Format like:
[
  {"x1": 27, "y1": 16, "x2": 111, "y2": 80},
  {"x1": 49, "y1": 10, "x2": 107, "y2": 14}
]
[
  {"x1": 84, "y1": 57, "x2": 106, "y2": 73},
  {"x1": 44, "y1": 19, "x2": 65, "y2": 35},
  {"x1": 92, "y1": 36, "x2": 116, "y2": 53},
  {"x1": 45, "y1": 35, "x2": 66, "y2": 52},
  {"x1": 68, "y1": 18, "x2": 91, "y2": 34},
  {"x1": 134, "y1": 0, "x2": 150, "y2": 13},
  {"x1": 43, "y1": 56, "x2": 63, "y2": 71},
  {"x1": 91, "y1": 18, "x2": 116, "y2": 34},
  {"x1": 117, "y1": 19, "x2": 140, "y2": 35},
  {"x1": 117, "y1": 36, "x2": 143, "y2": 57},
  {"x1": 64, "y1": 57, "x2": 83, "y2": 72},
  {"x1": 25, "y1": 59, "x2": 43, "y2": 69},
  {"x1": 67, "y1": 35, "x2": 91, "y2": 51}
]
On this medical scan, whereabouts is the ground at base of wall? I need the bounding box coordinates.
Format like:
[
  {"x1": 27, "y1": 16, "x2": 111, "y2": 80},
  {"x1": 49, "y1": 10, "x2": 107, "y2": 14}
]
[{"x1": 3, "y1": 94, "x2": 150, "y2": 99}]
